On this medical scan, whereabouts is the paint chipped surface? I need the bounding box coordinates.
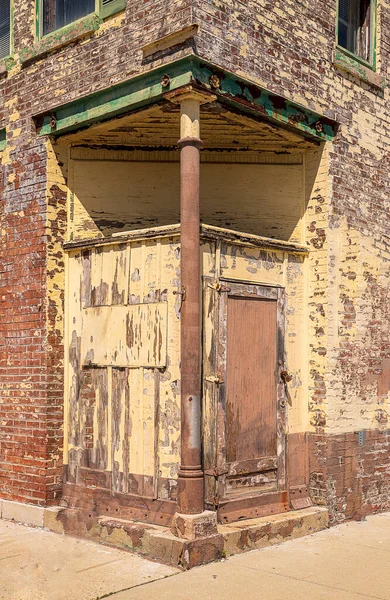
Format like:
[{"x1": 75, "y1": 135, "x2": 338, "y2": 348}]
[{"x1": 65, "y1": 234, "x2": 181, "y2": 498}]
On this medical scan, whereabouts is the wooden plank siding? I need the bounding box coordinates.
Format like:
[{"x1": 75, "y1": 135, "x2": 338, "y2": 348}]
[{"x1": 65, "y1": 235, "x2": 181, "y2": 501}]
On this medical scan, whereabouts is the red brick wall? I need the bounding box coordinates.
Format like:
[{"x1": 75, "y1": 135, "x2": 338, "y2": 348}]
[{"x1": 0, "y1": 139, "x2": 51, "y2": 504}]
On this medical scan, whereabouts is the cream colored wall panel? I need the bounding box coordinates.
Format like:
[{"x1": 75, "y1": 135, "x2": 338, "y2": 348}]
[
  {"x1": 72, "y1": 160, "x2": 180, "y2": 238},
  {"x1": 66, "y1": 251, "x2": 84, "y2": 466},
  {"x1": 89, "y1": 245, "x2": 114, "y2": 306},
  {"x1": 128, "y1": 368, "x2": 144, "y2": 477},
  {"x1": 285, "y1": 253, "x2": 308, "y2": 433},
  {"x1": 70, "y1": 159, "x2": 303, "y2": 241},
  {"x1": 142, "y1": 368, "x2": 157, "y2": 478},
  {"x1": 201, "y1": 241, "x2": 216, "y2": 278},
  {"x1": 220, "y1": 244, "x2": 285, "y2": 286},
  {"x1": 156, "y1": 237, "x2": 181, "y2": 482},
  {"x1": 201, "y1": 164, "x2": 303, "y2": 241},
  {"x1": 81, "y1": 303, "x2": 168, "y2": 368}
]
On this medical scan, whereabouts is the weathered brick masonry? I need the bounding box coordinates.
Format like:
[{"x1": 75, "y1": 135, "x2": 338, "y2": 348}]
[
  {"x1": 309, "y1": 431, "x2": 390, "y2": 523},
  {"x1": 192, "y1": 0, "x2": 390, "y2": 522},
  {"x1": 0, "y1": 0, "x2": 195, "y2": 506},
  {"x1": 0, "y1": 0, "x2": 389, "y2": 522}
]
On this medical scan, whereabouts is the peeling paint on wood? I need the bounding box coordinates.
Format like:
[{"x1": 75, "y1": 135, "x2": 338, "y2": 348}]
[
  {"x1": 65, "y1": 232, "x2": 181, "y2": 496},
  {"x1": 81, "y1": 304, "x2": 168, "y2": 368}
]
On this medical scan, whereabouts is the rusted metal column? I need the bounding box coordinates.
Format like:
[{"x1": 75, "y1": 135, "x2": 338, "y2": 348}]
[{"x1": 176, "y1": 95, "x2": 204, "y2": 515}]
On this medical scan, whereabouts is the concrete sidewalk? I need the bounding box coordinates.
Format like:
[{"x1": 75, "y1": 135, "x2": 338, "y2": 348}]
[
  {"x1": 0, "y1": 520, "x2": 178, "y2": 600},
  {"x1": 1, "y1": 512, "x2": 390, "y2": 600},
  {"x1": 114, "y1": 512, "x2": 390, "y2": 600}
]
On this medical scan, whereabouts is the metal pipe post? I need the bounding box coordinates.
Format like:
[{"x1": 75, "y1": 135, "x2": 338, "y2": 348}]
[{"x1": 177, "y1": 95, "x2": 204, "y2": 514}]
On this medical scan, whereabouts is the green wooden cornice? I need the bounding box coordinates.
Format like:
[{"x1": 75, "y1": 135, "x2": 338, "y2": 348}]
[{"x1": 35, "y1": 55, "x2": 338, "y2": 142}]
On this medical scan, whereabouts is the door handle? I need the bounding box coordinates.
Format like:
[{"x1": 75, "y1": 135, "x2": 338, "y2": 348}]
[
  {"x1": 280, "y1": 370, "x2": 292, "y2": 384},
  {"x1": 280, "y1": 371, "x2": 293, "y2": 407}
]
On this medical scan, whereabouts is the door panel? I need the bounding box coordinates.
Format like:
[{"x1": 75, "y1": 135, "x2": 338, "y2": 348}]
[
  {"x1": 208, "y1": 280, "x2": 287, "y2": 507},
  {"x1": 226, "y1": 296, "x2": 277, "y2": 464}
]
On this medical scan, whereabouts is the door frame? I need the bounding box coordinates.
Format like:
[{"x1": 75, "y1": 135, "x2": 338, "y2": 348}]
[{"x1": 202, "y1": 277, "x2": 289, "y2": 523}]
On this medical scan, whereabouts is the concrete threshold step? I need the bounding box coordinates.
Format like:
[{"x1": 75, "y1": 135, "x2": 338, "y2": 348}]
[
  {"x1": 60, "y1": 506, "x2": 329, "y2": 569},
  {"x1": 0, "y1": 500, "x2": 328, "y2": 570}
]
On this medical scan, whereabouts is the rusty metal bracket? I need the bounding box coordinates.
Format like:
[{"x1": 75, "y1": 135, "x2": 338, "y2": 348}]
[
  {"x1": 280, "y1": 370, "x2": 293, "y2": 407},
  {"x1": 207, "y1": 280, "x2": 231, "y2": 293},
  {"x1": 205, "y1": 375, "x2": 224, "y2": 385},
  {"x1": 281, "y1": 370, "x2": 292, "y2": 383},
  {"x1": 173, "y1": 287, "x2": 186, "y2": 301}
]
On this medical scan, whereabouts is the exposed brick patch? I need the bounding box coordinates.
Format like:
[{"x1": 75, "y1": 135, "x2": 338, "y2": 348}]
[{"x1": 309, "y1": 431, "x2": 390, "y2": 524}]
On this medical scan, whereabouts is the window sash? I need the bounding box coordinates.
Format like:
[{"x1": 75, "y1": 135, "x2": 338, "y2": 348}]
[
  {"x1": 41, "y1": 0, "x2": 126, "y2": 37},
  {"x1": 42, "y1": 0, "x2": 95, "y2": 36},
  {"x1": 338, "y1": 0, "x2": 374, "y2": 65},
  {"x1": 0, "y1": 1, "x2": 11, "y2": 59}
]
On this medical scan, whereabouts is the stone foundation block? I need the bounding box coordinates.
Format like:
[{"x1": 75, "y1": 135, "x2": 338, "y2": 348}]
[
  {"x1": 1, "y1": 500, "x2": 44, "y2": 528},
  {"x1": 171, "y1": 510, "x2": 218, "y2": 540},
  {"x1": 43, "y1": 507, "x2": 65, "y2": 534}
]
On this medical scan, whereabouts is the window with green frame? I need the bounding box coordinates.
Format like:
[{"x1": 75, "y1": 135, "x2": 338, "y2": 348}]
[
  {"x1": 337, "y1": 0, "x2": 375, "y2": 65},
  {"x1": 0, "y1": 1, "x2": 11, "y2": 59},
  {"x1": 41, "y1": 0, "x2": 126, "y2": 36}
]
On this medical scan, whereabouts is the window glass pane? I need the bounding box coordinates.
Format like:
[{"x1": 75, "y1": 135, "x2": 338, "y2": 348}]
[
  {"x1": 43, "y1": 0, "x2": 95, "y2": 36},
  {"x1": 0, "y1": 1, "x2": 10, "y2": 59},
  {"x1": 338, "y1": 0, "x2": 373, "y2": 63}
]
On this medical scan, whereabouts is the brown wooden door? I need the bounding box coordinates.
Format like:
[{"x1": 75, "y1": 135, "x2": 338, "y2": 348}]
[
  {"x1": 225, "y1": 294, "x2": 278, "y2": 490},
  {"x1": 205, "y1": 281, "x2": 287, "y2": 521}
]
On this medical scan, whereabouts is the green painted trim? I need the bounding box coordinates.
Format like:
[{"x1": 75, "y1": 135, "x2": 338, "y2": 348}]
[
  {"x1": 10, "y1": 0, "x2": 14, "y2": 57},
  {"x1": 0, "y1": 129, "x2": 7, "y2": 152},
  {"x1": 336, "y1": 44, "x2": 373, "y2": 71},
  {"x1": 36, "y1": 56, "x2": 338, "y2": 141},
  {"x1": 35, "y1": 0, "x2": 40, "y2": 40},
  {"x1": 100, "y1": 0, "x2": 126, "y2": 19},
  {"x1": 20, "y1": 13, "x2": 102, "y2": 64},
  {"x1": 372, "y1": 0, "x2": 378, "y2": 68},
  {"x1": 336, "y1": 0, "x2": 377, "y2": 69},
  {"x1": 191, "y1": 60, "x2": 337, "y2": 141},
  {"x1": 0, "y1": 0, "x2": 14, "y2": 62},
  {"x1": 3, "y1": 56, "x2": 16, "y2": 71},
  {"x1": 38, "y1": 59, "x2": 194, "y2": 136},
  {"x1": 36, "y1": 0, "x2": 96, "y2": 39}
]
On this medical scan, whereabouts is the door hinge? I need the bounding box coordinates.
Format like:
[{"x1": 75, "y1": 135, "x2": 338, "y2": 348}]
[{"x1": 204, "y1": 467, "x2": 229, "y2": 477}]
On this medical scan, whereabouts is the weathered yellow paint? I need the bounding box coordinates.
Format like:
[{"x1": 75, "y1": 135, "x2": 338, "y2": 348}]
[
  {"x1": 69, "y1": 151, "x2": 304, "y2": 242},
  {"x1": 81, "y1": 303, "x2": 168, "y2": 368},
  {"x1": 306, "y1": 146, "x2": 330, "y2": 435},
  {"x1": 70, "y1": 158, "x2": 180, "y2": 240},
  {"x1": 63, "y1": 131, "x2": 388, "y2": 499},
  {"x1": 207, "y1": 237, "x2": 308, "y2": 434},
  {"x1": 107, "y1": 366, "x2": 113, "y2": 472},
  {"x1": 180, "y1": 96, "x2": 201, "y2": 139},
  {"x1": 324, "y1": 214, "x2": 390, "y2": 434},
  {"x1": 65, "y1": 232, "x2": 181, "y2": 487},
  {"x1": 220, "y1": 245, "x2": 285, "y2": 286},
  {"x1": 46, "y1": 140, "x2": 68, "y2": 466}
]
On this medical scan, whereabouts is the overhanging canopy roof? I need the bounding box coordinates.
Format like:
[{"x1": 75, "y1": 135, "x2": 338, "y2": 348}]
[{"x1": 34, "y1": 56, "x2": 338, "y2": 144}]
